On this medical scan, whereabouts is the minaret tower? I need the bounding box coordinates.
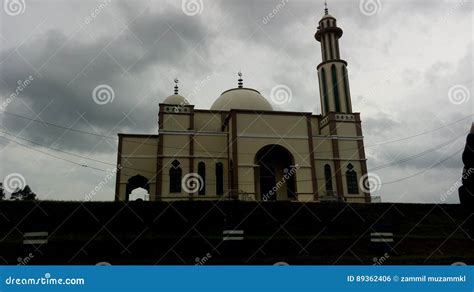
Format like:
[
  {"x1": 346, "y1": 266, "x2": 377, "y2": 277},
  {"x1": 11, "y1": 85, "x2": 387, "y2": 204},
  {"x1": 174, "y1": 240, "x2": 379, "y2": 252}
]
[{"x1": 315, "y1": 2, "x2": 353, "y2": 116}]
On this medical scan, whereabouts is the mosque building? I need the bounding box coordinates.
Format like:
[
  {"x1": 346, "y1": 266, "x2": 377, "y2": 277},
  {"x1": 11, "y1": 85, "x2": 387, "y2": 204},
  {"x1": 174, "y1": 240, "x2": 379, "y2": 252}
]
[{"x1": 114, "y1": 5, "x2": 371, "y2": 203}]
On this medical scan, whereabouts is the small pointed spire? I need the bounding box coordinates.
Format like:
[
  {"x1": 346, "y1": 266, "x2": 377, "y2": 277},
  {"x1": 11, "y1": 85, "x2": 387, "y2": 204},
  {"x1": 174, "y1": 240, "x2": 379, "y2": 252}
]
[
  {"x1": 237, "y1": 71, "x2": 243, "y2": 88},
  {"x1": 324, "y1": 0, "x2": 328, "y2": 15},
  {"x1": 174, "y1": 78, "x2": 179, "y2": 94}
]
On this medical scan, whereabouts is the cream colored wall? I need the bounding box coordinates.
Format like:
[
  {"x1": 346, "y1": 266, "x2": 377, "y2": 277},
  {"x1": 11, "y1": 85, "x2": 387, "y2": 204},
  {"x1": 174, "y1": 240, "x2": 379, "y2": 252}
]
[
  {"x1": 311, "y1": 116, "x2": 321, "y2": 136},
  {"x1": 194, "y1": 134, "x2": 227, "y2": 157},
  {"x1": 237, "y1": 114, "x2": 308, "y2": 137},
  {"x1": 314, "y1": 160, "x2": 336, "y2": 196},
  {"x1": 160, "y1": 156, "x2": 189, "y2": 199},
  {"x1": 162, "y1": 113, "x2": 190, "y2": 131},
  {"x1": 192, "y1": 158, "x2": 229, "y2": 197},
  {"x1": 118, "y1": 136, "x2": 158, "y2": 201},
  {"x1": 340, "y1": 160, "x2": 363, "y2": 197},
  {"x1": 237, "y1": 137, "x2": 308, "y2": 175},
  {"x1": 161, "y1": 134, "x2": 190, "y2": 156},
  {"x1": 233, "y1": 113, "x2": 313, "y2": 199},
  {"x1": 336, "y1": 122, "x2": 357, "y2": 137},
  {"x1": 319, "y1": 63, "x2": 349, "y2": 114},
  {"x1": 319, "y1": 124, "x2": 331, "y2": 136},
  {"x1": 313, "y1": 136, "x2": 333, "y2": 159},
  {"x1": 338, "y1": 139, "x2": 361, "y2": 160},
  {"x1": 117, "y1": 108, "x2": 369, "y2": 202},
  {"x1": 194, "y1": 112, "x2": 224, "y2": 132}
]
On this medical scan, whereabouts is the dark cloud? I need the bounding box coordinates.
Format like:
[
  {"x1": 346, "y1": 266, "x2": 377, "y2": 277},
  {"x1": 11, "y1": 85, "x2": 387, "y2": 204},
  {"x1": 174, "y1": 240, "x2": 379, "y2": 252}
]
[
  {"x1": 0, "y1": 3, "x2": 210, "y2": 153},
  {"x1": 0, "y1": 0, "x2": 472, "y2": 202}
]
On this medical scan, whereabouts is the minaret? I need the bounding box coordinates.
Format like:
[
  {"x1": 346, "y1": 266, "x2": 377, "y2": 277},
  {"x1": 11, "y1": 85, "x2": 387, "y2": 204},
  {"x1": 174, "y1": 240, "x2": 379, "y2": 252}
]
[{"x1": 315, "y1": 2, "x2": 353, "y2": 116}]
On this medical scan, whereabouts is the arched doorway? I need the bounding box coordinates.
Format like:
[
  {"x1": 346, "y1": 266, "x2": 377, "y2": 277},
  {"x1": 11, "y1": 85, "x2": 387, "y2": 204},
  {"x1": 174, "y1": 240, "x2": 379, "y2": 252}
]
[
  {"x1": 254, "y1": 145, "x2": 296, "y2": 201},
  {"x1": 125, "y1": 175, "x2": 150, "y2": 201}
]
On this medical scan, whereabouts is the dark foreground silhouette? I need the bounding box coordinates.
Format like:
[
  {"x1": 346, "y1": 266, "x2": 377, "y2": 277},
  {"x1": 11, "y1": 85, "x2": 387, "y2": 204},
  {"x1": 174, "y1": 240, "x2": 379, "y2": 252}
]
[{"x1": 459, "y1": 123, "x2": 474, "y2": 209}]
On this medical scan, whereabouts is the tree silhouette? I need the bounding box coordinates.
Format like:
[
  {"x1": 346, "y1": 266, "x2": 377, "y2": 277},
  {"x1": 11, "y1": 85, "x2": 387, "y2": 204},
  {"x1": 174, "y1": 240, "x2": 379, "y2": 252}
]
[
  {"x1": 0, "y1": 183, "x2": 4, "y2": 201},
  {"x1": 10, "y1": 185, "x2": 37, "y2": 201}
]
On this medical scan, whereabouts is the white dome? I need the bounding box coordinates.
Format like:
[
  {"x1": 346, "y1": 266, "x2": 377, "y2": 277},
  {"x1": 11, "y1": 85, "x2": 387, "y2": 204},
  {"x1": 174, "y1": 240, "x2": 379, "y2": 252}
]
[
  {"x1": 210, "y1": 88, "x2": 273, "y2": 111},
  {"x1": 162, "y1": 94, "x2": 189, "y2": 105},
  {"x1": 321, "y1": 14, "x2": 335, "y2": 19}
]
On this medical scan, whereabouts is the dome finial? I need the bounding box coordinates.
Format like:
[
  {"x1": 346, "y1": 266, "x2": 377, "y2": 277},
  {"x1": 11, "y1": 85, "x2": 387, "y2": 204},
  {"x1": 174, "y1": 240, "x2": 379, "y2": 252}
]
[
  {"x1": 324, "y1": 0, "x2": 328, "y2": 15},
  {"x1": 174, "y1": 78, "x2": 179, "y2": 94},
  {"x1": 237, "y1": 71, "x2": 243, "y2": 88}
]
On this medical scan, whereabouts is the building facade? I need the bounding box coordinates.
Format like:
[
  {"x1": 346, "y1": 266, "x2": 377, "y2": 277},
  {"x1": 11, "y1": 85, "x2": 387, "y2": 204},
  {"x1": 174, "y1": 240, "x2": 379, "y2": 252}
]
[{"x1": 115, "y1": 8, "x2": 371, "y2": 203}]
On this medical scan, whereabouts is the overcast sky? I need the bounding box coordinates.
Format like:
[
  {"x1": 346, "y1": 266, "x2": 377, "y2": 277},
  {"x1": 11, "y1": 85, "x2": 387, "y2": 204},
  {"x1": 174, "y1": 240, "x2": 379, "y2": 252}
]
[{"x1": 0, "y1": 0, "x2": 472, "y2": 203}]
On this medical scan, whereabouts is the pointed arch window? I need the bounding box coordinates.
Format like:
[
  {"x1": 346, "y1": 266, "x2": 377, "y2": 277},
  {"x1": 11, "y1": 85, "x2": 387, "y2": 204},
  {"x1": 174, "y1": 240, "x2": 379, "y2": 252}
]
[
  {"x1": 321, "y1": 68, "x2": 329, "y2": 114},
  {"x1": 216, "y1": 162, "x2": 224, "y2": 196},
  {"x1": 346, "y1": 163, "x2": 358, "y2": 194},
  {"x1": 198, "y1": 162, "x2": 206, "y2": 196},
  {"x1": 324, "y1": 164, "x2": 333, "y2": 191},
  {"x1": 169, "y1": 159, "x2": 182, "y2": 193},
  {"x1": 331, "y1": 65, "x2": 341, "y2": 112}
]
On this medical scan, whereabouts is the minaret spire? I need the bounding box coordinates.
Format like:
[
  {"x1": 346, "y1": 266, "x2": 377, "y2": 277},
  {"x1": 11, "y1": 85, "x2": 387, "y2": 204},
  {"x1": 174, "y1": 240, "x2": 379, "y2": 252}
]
[
  {"x1": 174, "y1": 78, "x2": 179, "y2": 94},
  {"x1": 237, "y1": 71, "x2": 243, "y2": 88},
  {"x1": 315, "y1": 5, "x2": 353, "y2": 116}
]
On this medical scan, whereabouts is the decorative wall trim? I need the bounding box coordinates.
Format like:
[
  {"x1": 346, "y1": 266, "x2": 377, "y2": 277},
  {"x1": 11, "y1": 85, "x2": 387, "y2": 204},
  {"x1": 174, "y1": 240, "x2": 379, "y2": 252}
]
[
  {"x1": 237, "y1": 134, "x2": 309, "y2": 139},
  {"x1": 159, "y1": 130, "x2": 227, "y2": 136},
  {"x1": 313, "y1": 135, "x2": 363, "y2": 140}
]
